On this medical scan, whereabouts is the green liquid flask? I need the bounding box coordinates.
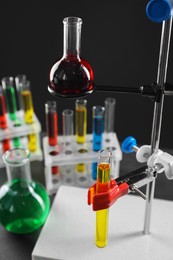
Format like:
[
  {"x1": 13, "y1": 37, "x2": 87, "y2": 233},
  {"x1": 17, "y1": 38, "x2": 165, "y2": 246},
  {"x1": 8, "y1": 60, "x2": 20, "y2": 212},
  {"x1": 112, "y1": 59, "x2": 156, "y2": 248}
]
[{"x1": 0, "y1": 148, "x2": 50, "y2": 234}]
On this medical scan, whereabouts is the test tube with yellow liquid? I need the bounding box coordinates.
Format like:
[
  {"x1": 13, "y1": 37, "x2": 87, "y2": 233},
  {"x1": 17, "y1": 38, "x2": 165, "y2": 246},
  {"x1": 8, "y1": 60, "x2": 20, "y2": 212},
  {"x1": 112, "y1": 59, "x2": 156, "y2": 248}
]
[
  {"x1": 21, "y1": 81, "x2": 37, "y2": 152},
  {"x1": 96, "y1": 149, "x2": 111, "y2": 248},
  {"x1": 75, "y1": 99, "x2": 87, "y2": 173},
  {"x1": 75, "y1": 99, "x2": 87, "y2": 144}
]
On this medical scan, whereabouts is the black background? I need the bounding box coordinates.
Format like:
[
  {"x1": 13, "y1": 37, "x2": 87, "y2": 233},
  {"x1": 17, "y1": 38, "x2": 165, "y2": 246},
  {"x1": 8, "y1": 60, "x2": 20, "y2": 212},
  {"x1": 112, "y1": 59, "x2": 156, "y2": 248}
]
[{"x1": 0, "y1": 0, "x2": 173, "y2": 148}]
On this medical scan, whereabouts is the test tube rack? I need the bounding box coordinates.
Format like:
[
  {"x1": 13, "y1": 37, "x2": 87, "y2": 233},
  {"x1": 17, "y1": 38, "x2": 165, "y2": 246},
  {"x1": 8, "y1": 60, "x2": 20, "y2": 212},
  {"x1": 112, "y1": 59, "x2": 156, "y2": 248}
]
[
  {"x1": 0, "y1": 111, "x2": 43, "y2": 167},
  {"x1": 43, "y1": 132, "x2": 122, "y2": 195}
]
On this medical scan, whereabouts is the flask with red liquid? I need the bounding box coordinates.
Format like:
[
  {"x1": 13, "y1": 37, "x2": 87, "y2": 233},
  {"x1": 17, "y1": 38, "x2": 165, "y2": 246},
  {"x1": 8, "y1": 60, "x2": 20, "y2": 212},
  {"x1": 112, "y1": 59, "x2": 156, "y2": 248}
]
[{"x1": 48, "y1": 17, "x2": 94, "y2": 98}]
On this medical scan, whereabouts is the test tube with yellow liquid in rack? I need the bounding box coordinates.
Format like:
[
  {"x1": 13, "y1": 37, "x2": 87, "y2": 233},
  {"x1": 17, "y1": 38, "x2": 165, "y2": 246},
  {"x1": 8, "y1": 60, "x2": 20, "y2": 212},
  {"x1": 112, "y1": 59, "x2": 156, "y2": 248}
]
[
  {"x1": 75, "y1": 99, "x2": 87, "y2": 144},
  {"x1": 75, "y1": 99, "x2": 87, "y2": 173},
  {"x1": 21, "y1": 81, "x2": 37, "y2": 152},
  {"x1": 96, "y1": 149, "x2": 111, "y2": 248}
]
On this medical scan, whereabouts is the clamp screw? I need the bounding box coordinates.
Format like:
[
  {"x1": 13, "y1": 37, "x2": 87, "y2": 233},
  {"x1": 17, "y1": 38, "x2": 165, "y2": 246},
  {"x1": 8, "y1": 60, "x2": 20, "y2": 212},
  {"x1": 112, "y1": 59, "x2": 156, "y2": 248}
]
[{"x1": 130, "y1": 184, "x2": 147, "y2": 200}]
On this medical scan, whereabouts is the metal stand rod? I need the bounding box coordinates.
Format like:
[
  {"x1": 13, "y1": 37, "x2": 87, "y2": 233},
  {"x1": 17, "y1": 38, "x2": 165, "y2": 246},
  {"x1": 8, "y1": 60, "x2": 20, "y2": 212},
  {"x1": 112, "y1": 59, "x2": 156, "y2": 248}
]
[
  {"x1": 144, "y1": 17, "x2": 173, "y2": 235},
  {"x1": 95, "y1": 85, "x2": 141, "y2": 94}
]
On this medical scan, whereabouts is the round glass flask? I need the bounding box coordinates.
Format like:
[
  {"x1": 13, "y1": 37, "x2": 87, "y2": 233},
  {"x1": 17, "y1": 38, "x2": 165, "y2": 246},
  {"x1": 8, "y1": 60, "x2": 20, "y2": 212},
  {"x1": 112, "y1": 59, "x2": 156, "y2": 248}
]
[
  {"x1": 0, "y1": 148, "x2": 50, "y2": 234},
  {"x1": 48, "y1": 17, "x2": 94, "y2": 98}
]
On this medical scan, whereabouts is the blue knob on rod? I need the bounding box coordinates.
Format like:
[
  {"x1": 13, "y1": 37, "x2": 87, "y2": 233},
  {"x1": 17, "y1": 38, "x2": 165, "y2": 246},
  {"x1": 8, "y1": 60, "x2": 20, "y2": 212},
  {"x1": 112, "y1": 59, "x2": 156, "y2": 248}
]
[
  {"x1": 146, "y1": 0, "x2": 172, "y2": 22},
  {"x1": 121, "y1": 136, "x2": 137, "y2": 153}
]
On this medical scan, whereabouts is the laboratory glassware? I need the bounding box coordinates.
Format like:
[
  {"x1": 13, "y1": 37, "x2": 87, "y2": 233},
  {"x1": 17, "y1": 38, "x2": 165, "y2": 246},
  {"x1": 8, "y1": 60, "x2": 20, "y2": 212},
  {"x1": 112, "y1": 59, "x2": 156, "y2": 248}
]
[
  {"x1": 45, "y1": 101, "x2": 58, "y2": 174},
  {"x1": 15, "y1": 74, "x2": 27, "y2": 111},
  {"x1": 75, "y1": 99, "x2": 87, "y2": 144},
  {"x1": 92, "y1": 106, "x2": 105, "y2": 151},
  {"x1": 104, "y1": 97, "x2": 116, "y2": 134},
  {"x1": 45, "y1": 101, "x2": 58, "y2": 146},
  {"x1": 0, "y1": 148, "x2": 50, "y2": 234},
  {"x1": 48, "y1": 17, "x2": 94, "y2": 98},
  {"x1": 62, "y1": 109, "x2": 74, "y2": 146},
  {"x1": 1, "y1": 76, "x2": 21, "y2": 148},
  {"x1": 21, "y1": 80, "x2": 37, "y2": 152},
  {"x1": 0, "y1": 86, "x2": 10, "y2": 152},
  {"x1": 95, "y1": 149, "x2": 111, "y2": 248}
]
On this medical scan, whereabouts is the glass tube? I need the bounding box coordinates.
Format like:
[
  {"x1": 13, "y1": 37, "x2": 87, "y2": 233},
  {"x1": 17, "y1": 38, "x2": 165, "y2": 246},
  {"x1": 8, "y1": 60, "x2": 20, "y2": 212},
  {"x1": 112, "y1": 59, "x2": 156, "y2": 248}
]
[
  {"x1": 92, "y1": 162, "x2": 97, "y2": 180},
  {"x1": 21, "y1": 81, "x2": 37, "y2": 152},
  {"x1": 1, "y1": 77, "x2": 18, "y2": 121},
  {"x1": 45, "y1": 101, "x2": 58, "y2": 146},
  {"x1": 92, "y1": 106, "x2": 105, "y2": 151},
  {"x1": 0, "y1": 148, "x2": 50, "y2": 234},
  {"x1": 95, "y1": 149, "x2": 111, "y2": 248},
  {"x1": 15, "y1": 74, "x2": 27, "y2": 111},
  {"x1": 0, "y1": 86, "x2": 10, "y2": 152},
  {"x1": 45, "y1": 101, "x2": 58, "y2": 175},
  {"x1": 75, "y1": 99, "x2": 87, "y2": 144},
  {"x1": 1, "y1": 77, "x2": 21, "y2": 148},
  {"x1": 21, "y1": 81, "x2": 34, "y2": 124},
  {"x1": 62, "y1": 109, "x2": 74, "y2": 146},
  {"x1": 104, "y1": 97, "x2": 116, "y2": 134}
]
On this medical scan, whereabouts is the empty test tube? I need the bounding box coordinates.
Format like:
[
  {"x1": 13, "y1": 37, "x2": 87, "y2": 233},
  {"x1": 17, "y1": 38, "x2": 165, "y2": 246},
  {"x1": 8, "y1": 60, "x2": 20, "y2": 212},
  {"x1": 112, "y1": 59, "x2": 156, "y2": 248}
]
[
  {"x1": 95, "y1": 149, "x2": 111, "y2": 248},
  {"x1": 75, "y1": 99, "x2": 87, "y2": 144},
  {"x1": 0, "y1": 86, "x2": 10, "y2": 152},
  {"x1": 92, "y1": 106, "x2": 105, "y2": 151},
  {"x1": 45, "y1": 101, "x2": 58, "y2": 175},
  {"x1": 1, "y1": 77, "x2": 21, "y2": 148},
  {"x1": 104, "y1": 97, "x2": 116, "y2": 134},
  {"x1": 62, "y1": 109, "x2": 74, "y2": 146}
]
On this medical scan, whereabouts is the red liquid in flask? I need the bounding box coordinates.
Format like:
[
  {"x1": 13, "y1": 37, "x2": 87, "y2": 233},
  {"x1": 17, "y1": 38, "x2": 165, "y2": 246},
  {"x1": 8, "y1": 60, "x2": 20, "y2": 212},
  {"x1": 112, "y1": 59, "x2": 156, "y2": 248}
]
[{"x1": 48, "y1": 56, "x2": 94, "y2": 98}]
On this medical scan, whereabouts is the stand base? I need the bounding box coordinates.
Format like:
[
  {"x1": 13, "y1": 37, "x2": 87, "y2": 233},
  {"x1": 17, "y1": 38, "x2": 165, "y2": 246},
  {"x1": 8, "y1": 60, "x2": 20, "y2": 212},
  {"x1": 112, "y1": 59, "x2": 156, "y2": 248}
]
[{"x1": 32, "y1": 186, "x2": 173, "y2": 260}]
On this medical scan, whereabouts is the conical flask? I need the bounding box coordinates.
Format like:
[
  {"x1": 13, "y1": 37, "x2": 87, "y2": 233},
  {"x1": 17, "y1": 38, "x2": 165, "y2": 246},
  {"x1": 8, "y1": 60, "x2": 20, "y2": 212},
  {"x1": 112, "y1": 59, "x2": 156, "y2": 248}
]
[
  {"x1": 48, "y1": 17, "x2": 94, "y2": 98},
  {"x1": 0, "y1": 148, "x2": 50, "y2": 234}
]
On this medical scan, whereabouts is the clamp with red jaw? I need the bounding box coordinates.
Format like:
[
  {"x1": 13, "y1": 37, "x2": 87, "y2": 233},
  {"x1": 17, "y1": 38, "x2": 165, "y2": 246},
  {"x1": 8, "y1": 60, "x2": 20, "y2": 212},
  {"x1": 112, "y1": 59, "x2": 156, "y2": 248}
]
[{"x1": 88, "y1": 166, "x2": 148, "y2": 211}]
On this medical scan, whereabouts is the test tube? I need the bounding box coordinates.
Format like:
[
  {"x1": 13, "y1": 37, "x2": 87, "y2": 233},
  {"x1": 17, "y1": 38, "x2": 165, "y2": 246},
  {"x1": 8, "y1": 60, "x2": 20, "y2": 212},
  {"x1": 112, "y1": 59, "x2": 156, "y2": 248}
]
[
  {"x1": 0, "y1": 86, "x2": 10, "y2": 152},
  {"x1": 75, "y1": 99, "x2": 87, "y2": 144},
  {"x1": 45, "y1": 101, "x2": 58, "y2": 175},
  {"x1": 62, "y1": 109, "x2": 74, "y2": 146},
  {"x1": 1, "y1": 77, "x2": 21, "y2": 148},
  {"x1": 15, "y1": 74, "x2": 27, "y2": 111},
  {"x1": 1, "y1": 77, "x2": 18, "y2": 121},
  {"x1": 95, "y1": 149, "x2": 111, "y2": 248},
  {"x1": 104, "y1": 97, "x2": 116, "y2": 134},
  {"x1": 92, "y1": 106, "x2": 105, "y2": 151},
  {"x1": 45, "y1": 101, "x2": 58, "y2": 146},
  {"x1": 21, "y1": 81, "x2": 37, "y2": 152}
]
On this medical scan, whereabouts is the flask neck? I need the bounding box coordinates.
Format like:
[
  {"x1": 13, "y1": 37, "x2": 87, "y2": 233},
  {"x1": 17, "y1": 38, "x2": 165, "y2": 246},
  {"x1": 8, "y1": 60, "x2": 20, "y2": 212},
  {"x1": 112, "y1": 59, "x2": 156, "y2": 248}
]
[
  {"x1": 63, "y1": 17, "x2": 82, "y2": 59},
  {"x1": 3, "y1": 148, "x2": 32, "y2": 183}
]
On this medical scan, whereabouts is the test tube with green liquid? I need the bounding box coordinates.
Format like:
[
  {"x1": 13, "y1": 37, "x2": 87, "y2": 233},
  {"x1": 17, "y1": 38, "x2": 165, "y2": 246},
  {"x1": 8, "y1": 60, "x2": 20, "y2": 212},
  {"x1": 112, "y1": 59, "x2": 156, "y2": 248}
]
[{"x1": 1, "y1": 77, "x2": 21, "y2": 148}]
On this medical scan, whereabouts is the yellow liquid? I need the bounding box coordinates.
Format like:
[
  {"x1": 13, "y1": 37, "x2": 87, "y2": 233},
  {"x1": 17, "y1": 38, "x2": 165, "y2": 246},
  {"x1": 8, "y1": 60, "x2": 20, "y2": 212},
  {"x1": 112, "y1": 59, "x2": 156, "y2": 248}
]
[
  {"x1": 21, "y1": 90, "x2": 37, "y2": 152},
  {"x1": 76, "y1": 107, "x2": 87, "y2": 144},
  {"x1": 95, "y1": 163, "x2": 110, "y2": 248},
  {"x1": 21, "y1": 90, "x2": 34, "y2": 124},
  {"x1": 28, "y1": 133, "x2": 37, "y2": 152},
  {"x1": 76, "y1": 163, "x2": 86, "y2": 172},
  {"x1": 96, "y1": 209, "x2": 109, "y2": 248}
]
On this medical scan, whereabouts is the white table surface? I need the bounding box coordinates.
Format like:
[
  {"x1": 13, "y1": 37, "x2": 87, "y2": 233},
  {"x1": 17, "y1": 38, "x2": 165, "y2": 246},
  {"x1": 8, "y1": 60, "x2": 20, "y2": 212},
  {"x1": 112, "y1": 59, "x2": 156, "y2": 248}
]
[{"x1": 32, "y1": 185, "x2": 173, "y2": 260}]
